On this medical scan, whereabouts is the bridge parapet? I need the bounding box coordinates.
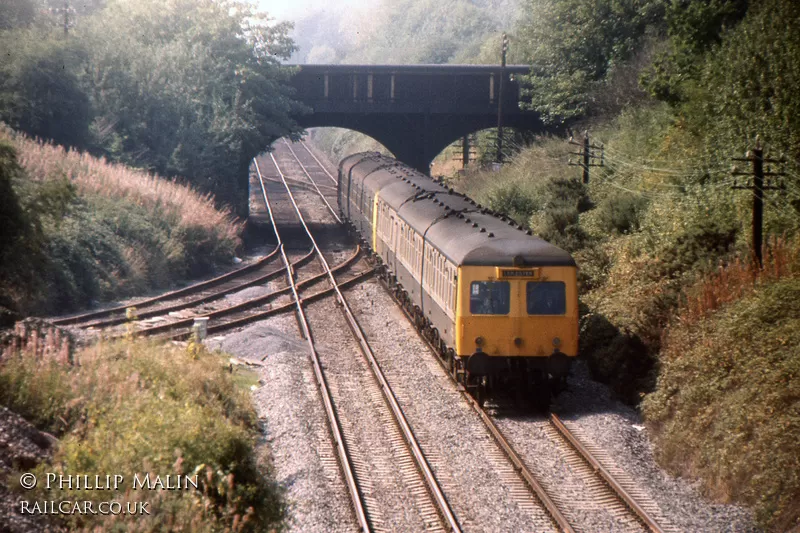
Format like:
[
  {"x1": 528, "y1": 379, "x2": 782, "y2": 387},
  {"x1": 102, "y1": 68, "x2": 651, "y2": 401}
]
[{"x1": 291, "y1": 64, "x2": 532, "y2": 115}]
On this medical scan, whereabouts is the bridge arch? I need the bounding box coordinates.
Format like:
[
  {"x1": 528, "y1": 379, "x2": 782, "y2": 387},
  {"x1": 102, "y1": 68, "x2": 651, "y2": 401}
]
[{"x1": 290, "y1": 64, "x2": 554, "y2": 173}]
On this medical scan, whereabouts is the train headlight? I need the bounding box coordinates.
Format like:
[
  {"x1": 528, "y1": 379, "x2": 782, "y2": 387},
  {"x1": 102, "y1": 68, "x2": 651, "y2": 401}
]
[
  {"x1": 475, "y1": 336, "x2": 484, "y2": 346},
  {"x1": 552, "y1": 337, "x2": 561, "y2": 348}
]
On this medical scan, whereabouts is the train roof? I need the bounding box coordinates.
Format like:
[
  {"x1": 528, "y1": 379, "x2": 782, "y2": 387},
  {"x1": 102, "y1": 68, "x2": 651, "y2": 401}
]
[{"x1": 346, "y1": 154, "x2": 575, "y2": 268}]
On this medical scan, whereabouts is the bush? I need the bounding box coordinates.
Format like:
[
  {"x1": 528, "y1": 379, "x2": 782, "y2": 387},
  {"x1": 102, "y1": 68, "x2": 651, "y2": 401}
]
[
  {"x1": 0, "y1": 140, "x2": 43, "y2": 325},
  {"x1": 486, "y1": 183, "x2": 539, "y2": 225},
  {"x1": 531, "y1": 178, "x2": 594, "y2": 252},
  {"x1": 1, "y1": 339, "x2": 284, "y2": 532},
  {"x1": 595, "y1": 191, "x2": 648, "y2": 235},
  {"x1": 643, "y1": 277, "x2": 800, "y2": 530},
  {"x1": 651, "y1": 218, "x2": 738, "y2": 280},
  {"x1": 580, "y1": 310, "x2": 655, "y2": 402}
]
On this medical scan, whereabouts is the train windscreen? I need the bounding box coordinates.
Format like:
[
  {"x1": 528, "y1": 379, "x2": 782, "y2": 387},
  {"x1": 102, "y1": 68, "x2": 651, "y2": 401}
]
[
  {"x1": 526, "y1": 281, "x2": 566, "y2": 315},
  {"x1": 470, "y1": 281, "x2": 510, "y2": 315}
]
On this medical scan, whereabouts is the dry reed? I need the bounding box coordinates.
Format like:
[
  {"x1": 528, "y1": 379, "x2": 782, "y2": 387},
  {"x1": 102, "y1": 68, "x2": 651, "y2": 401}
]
[
  {"x1": 0, "y1": 124, "x2": 242, "y2": 242},
  {"x1": 680, "y1": 236, "x2": 798, "y2": 324}
]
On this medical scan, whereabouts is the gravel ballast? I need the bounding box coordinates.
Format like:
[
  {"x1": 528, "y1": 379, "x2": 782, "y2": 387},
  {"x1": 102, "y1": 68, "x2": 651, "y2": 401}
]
[{"x1": 208, "y1": 315, "x2": 358, "y2": 532}]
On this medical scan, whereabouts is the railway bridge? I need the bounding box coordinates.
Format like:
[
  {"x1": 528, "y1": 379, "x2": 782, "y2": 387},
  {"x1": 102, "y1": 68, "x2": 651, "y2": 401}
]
[{"x1": 289, "y1": 64, "x2": 550, "y2": 173}]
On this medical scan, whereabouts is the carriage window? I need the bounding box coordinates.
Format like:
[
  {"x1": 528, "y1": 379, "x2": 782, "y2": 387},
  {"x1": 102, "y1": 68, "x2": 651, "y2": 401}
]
[
  {"x1": 526, "y1": 282, "x2": 566, "y2": 315},
  {"x1": 470, "y1": 281, "x2": 510, "y2": 315}
]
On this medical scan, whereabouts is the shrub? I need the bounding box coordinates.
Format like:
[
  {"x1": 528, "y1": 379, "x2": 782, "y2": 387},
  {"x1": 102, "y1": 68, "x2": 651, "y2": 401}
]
[
  {"x1": 595, "y1": 191, "x2": 648, "y2": 235},
  {"x1": 486, "y1": 183, "x2": 539, "y2": 225},
  {"x1": 651, "y1": 218, "x2": 738, "y2": 280},
  {"x1": 0, "y1": 140, "x2": 43, "y2": 325},
  {"x1": 0, "y1": 126, "x2": 242, "y2": 316},
  {"x1": 2, "y1": 339, "x2": 284, "y2": 531},
  {"x1": 531, "y1": 178, "x2": 594, "y2": 252},
  {"x1": 644, "y1": 277, "x2": 800, "y2": 530}
]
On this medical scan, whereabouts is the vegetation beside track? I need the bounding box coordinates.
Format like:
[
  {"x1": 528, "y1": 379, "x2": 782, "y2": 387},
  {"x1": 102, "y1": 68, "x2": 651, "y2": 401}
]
[
  {"x1": 0, "y1": 0, "x2": 303, "y2": 214},
  {"x1": 0, "y1": 337, "x2": 283, "y2": 532},
  {"x1": 0, "y1": 126, "x2": 242, "y2": 324},
  {"x1": 643, "y1": 273, "x2": 800, "y2": 531}
]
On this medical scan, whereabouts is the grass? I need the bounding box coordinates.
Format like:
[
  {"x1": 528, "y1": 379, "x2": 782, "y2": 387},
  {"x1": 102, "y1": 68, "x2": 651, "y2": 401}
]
[
  {"x1": 0, "y1": 125, "x2": 243, "y2": 319},
  {"x1": 0, "y1": 338, "x2": 284, "y2": 532}
]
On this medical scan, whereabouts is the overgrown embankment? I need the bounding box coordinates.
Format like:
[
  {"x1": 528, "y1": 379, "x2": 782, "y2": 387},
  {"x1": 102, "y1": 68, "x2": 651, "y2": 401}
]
[
  {"x1": 0, "y1": 328, "x2": 283, "y2": 532},
  {"x1": 644, "y1": 251, "x2": 800, "y2": 530},
  {"x1": 0, "y1": 126, "x2": 242, "y2": 324}
]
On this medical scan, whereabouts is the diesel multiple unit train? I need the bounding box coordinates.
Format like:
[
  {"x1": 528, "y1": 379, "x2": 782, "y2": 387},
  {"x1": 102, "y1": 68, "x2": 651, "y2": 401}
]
[{"x1": 338, "y1": 153, "x2": 578, "y2": 406}]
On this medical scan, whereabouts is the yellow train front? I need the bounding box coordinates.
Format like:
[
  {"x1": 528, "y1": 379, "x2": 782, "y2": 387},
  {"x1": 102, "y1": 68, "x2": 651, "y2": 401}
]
[{"x1": 339, "y1": 152, "x2": 578, "y2": 407}]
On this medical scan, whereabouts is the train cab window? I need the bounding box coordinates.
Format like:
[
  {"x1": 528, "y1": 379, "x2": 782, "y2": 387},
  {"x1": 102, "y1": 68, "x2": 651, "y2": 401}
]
[
  {"x1": 526, "y1": 281, "x2": 566, "y2": 315},
  {"x1": 470, "y1": 281, "x2": 510, "y2": 315}
]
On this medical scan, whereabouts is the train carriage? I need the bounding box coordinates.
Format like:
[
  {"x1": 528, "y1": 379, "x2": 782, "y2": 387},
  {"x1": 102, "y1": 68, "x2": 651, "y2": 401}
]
[{"x1": 339, "y1": 152, "x2": 578, "y2": 406}]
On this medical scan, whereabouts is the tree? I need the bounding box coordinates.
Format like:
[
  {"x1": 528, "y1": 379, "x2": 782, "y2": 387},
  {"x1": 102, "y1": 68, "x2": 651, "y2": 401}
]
[
  {"x1": 692, "y1": 0, "x2": 800, "y2": 165},
  {"x1": 641, "y1": 0, "x2": 748, "y2": 104},
  {"x1": 343, "y1": 0, "x2": 507, "y2": 64},
  {"x1": 0, "y1": 0, "x2": 36, "y2": 30},
  {"x1": 516, "y1": 0, "x2": 666, "y2": 123},
  {"x1": 0, "y1": 31, "x2": 91, "y2": 148},
  {"x1": 81, "y1": 0, "x2": 304, "y2": 212}
]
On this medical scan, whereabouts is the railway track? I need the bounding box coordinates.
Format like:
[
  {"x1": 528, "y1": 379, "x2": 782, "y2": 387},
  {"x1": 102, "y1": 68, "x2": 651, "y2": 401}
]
[
  {"x1": 50, "y1": 136, "x2": 678, "y2": 532},
  {"x1": 50, "y1": 244, "x2": 374, "y2": 340},
  {"x1": 267, "y1": 139, "x2": 678, "y2": 532},
  {"x1": 255, "y1": 150, "x2": 462, "y2": 532},
  {"x1": 50, "y1": 246, "x2": 281, "y2": 327},
  {"x1": 382, "y1": 274, "x2": 675, "y2": 533}
]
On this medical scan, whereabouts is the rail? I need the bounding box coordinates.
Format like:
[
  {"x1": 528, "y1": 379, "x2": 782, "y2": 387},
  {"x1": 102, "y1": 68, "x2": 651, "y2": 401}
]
[
  {"x1": 266, "y1": 150, "x2": 462, "y2": 533},
  {"x1": 254, "y1": 157, "x2": 371, "y2": 532}
]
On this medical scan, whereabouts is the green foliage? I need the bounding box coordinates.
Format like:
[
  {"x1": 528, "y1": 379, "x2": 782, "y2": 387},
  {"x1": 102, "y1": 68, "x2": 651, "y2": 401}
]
[
  {"x1": 0, "y1": 0, "x2": 36, "y2": 30},
  {"x1": 2, "y1": 339, "x2": 284, "y2": 531},
  {"x1": 0, "y1": 0, "x2": 305, "y2": 214},
  {"x1": 342, "y1": 0, "x2": 514, "y2": 64},
  {"x1": 595, "y1": 192, "x2": 649, "y2": 235},
  {"x1": 531, "y1": 178, "x2": 593, "y2": 252},
  {"x1": 652, "y1": 219, "x2": 738, "y2": 279},
  {"x1": 0, "y1": 128, "x2": 241, "y2": 318},
  {"x1": 516, "y1": 0, "x2": 666, "y2": 122},
  {"x1": 0, "y1": 141, "x2": 42, "y2": 325},
  {"x1": 0, "y1": 358, "x2": 78, "y2": 433},
  {"x1": 643, "y1": 277, "x2": 800, "y2": 530},
  {"x1": 641, "y1": 0, "x2": 748, "y2": 104},
  {"x1": 78, "y1": 0, "x2": 303, "y2": 213},
  {"x1": 309, "y1": 128, "x2": 390, "y2": 168},
  {"x1": 691, "y1": 0, "x2": 800, "y2": 166},
  {"x1": 580, "y1": 309, "x2": 655, "y2": 403},
  {"x1": 0, "y1": 31, "x2": 91, "y2": 148},
  {"x1": 486, "y1": 183, "x2": 539, "y2": 225}
]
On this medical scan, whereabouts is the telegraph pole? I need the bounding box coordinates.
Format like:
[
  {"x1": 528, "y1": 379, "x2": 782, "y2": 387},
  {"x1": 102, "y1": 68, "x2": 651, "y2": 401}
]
[
  {"x1": 568, "y1": 132, "x2": 604, "y2": 183},
  {"x1": 731, "y1": 140, "x2": 785, "y2": 267},
  {"x1": 496, "y1": 33, "x2": 508, "y2": 164}
]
